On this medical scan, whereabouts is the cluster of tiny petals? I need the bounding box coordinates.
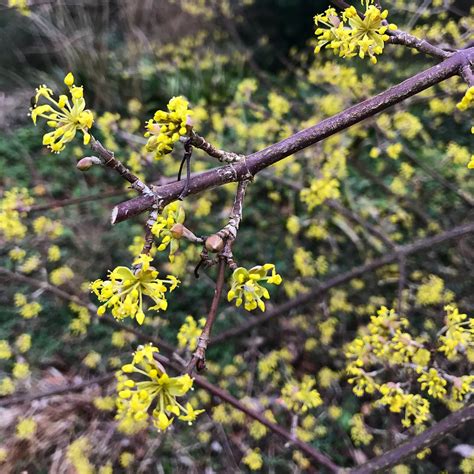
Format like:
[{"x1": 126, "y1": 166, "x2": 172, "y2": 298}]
[
  {"x1": 144, "y1": 96, "x2": 192, "y2": 159},
  {"x1": 151, "y1": 202, "x2": 185, "y2": 262},
  {"x1": 227, "y1": 264, "x2": 282, "y2": 312},
  {"x1": 116, "y1": 344, "x2": 204, "y2": 432},
  {"x1": 346, "y1": 306, "x2": 474, "y2": 426},
  {"x1": 281, "y1": 375, "x2": 322, "y2": 413},
  {"x1": 30, "y1": 72, "x2": 94, "y2": 153},
  {"x1": 89, "y1": 254, "x2": 179, "y2": 325},
  {"x1": 314, "y1": 1, "x2": 397, "y2": 64}
]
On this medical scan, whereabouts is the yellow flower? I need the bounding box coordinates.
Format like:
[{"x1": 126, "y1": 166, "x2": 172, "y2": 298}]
[
  {"x1": 456, "y1": 86, "x2": 474, "y2": 111},
  {"x1": 314, "y1": 1, "x2": 396, "y2": 64},
  {"x1": 144, "y1": 96, "x2": 191, "y2": 160},
  {"x1": 0, "y1": 340, "x2": 12, "y2": 359},
  {"x1": 417, "y1": 368, "x2": 447, "y2": 398},
  {"x1": 15, "y1": 334, "x2": 31, "y2": 353},
  {"x1": 90, "y1": 254, "x2": 179, "y2": 325},
  {"x1": 242, "y1": 448, "x2": 263, "y2": 470},
  {"x1": 227, "y1": 264, "x2": 282, "y2": 312},
  {"x1": 30, "y1": 72, "x2": 94, "y2": 153},
  {"x1": 151, "y1": 202, "x2": 185, "y2": 262},
  {"x1": 115, "y1": 344, "x2": 204, "y2": 432},
  {"x1": 50, "y1": 265, "x2": 74, "y2": 286},
  {"x1": 83, "y1": 351, "x2": 101, "y2": 368},
  {"x1": 281, "y1": 375, "x2": 323, "y2": 413},
  {"x1": 177, "y1": 315, "x2": 205, "y2": 351},
  {"x1": 16, "y1": 418, "x2": 37, "y2": 440}
]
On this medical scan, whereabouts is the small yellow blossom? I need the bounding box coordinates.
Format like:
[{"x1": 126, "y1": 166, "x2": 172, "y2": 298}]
[
  {"x1": 16, "y1": 418, "x2": 37, "y2": 440},
  {"x1": 50, "y1": 265, "x2": 74, "y2": 286},
  {"x1": 145, "y1": 96, "x2": 191, "y2": 159},
  {"x1": 242, "y1": 448, "x2": 263, "y2": 470},
  {"x1": 177, "y1": 315, "x2": 206, "y2": 351},
  {"x1": 227, "y1": 264, "x2": 282, "y2": 311},
  {"x1": 83, "y1": 351, "x2": 101, "y2": 368},
  {"x1": 30, "y1": 72, "x2": 94, "y2": 153},
  {"x1": 12, "y1": 361, "x2": 31, "y2": 379},
  {"x1": 0, "y1": 340, "x2": 12, "y2": 359},
  {"x1": 116, "y1": 344, "x2": 204, "y2": 432},
  {"x1": 151, "y1": 202, "x2": 185, "y2": 262},
  {"x1": 281, "y1": 375, "x2": 322, "y2": 413},
  {"x1": 90, "y1": 254, "x2": 179, "y2": 325},
  {"x1": 15, "y1": 334, "x2": 32, "y2": 353},
  {"x1": 120, "y1": 452, "x2": 135, "y2": 468}
]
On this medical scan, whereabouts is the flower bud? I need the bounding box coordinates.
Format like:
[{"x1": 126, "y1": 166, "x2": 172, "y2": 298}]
[
  {"x1": 170, "y1": 223, "x2": 185, "y2": 239},
  {"x1": 76, "y1": 156, "x2": 101, "y2": 171},
  {"x1": 205, "y1": 234, "x2": 224, "y2": 253}
]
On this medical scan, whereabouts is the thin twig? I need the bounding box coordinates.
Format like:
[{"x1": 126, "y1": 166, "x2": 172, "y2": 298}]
[
  {"x1": 350, "y1": 404, "x2": 474, "y2": 473},
  {"x1": 185, "y1": 258, "x2": 227, "y2": 374},
  {"x1": 210, "y1": 221, "x2": 474, "y2": 345}
]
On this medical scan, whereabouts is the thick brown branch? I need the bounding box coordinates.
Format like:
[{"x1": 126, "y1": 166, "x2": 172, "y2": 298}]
[
  {"x1": 210, "y1": 221, "x2": 474, "y2": 345},
  {"x1": 112, "y1": 48, "x2": 473, "y2": 224},
  {"x1": 350, "y1": 404, "x2": 474, "y2": 473}
]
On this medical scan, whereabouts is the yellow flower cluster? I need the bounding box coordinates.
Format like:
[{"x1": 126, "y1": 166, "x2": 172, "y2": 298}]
[
  {"x1": 227, "y1": 264, "x2": 282, "y2": 312},
  {"x1": 0, "y1": 188, "x2": 33, "y2": 241},
  {"x1": 67, "y1": 437, "x2": 94, "y2": 474},
  {"x1": 116, "y1": 344, "x2": 204, "y2": 432},
  {"x1": 456, "y1": 86, "x2": 474, "y2": 111},
  {"x1": 16, "y1": 418, "x2": 37, "y2": 440},
  {"x1": 8, "y1": 0, "x2": 29, "y2": 15},
  {"x1": 50, "y1": 265, "x2": 74, "y2": 286},
  {"x1": 14, "y1": 293, "x2": 42, "y2": 319},
  {"x1": 145, "y1": 96, "x2": 191, "y2": 159},
  {"x1": 177, "y1": 315, "x2": 205, "y2": 351},
  {"x1": 281, "y1": 375, "x2": 322, "y2": 414},
  {"x1": 151, "y1": 202, "x2": 185, "y2": 262},
  {"x1": 438, "y1": 305, "x2": 473, "y2": 360},
  {"x1": 90, "y1": 254, "x2": 179, "y2": 325},
  {"x1": 350, "y1": 413, "x2": 373, "y2": 446},
  {"x1": 346, "y1": 305, "x2": 474, "y2": 425},
  {"x1": 376, "y1": 384, "x2": 430, "y2": 427},
  {"x1": 314, "y1": 1, "x2": 397, "y2": 64},
  {"x1": 300, "y1": 174, "x2": 340, "y2": 210},
  {"x1": 242, "y1": 448, "x2": 263, "y2": 470},
  {"x1": 416, "y1": 274, "x2": 452, "y2": 306},
  {"x1": 30, "y1": 72, "x2": 94, "y2": 153},
  {"x1": 69, "y1": 303, "x2": 91, "y2": 336}
]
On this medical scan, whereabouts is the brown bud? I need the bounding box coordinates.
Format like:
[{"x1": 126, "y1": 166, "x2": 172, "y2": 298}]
[
  {"x1": 76, "y1": 156, "x2": 101, "y2": 171},
  {"x1": 170, "y1": 223, "x2": 185, "y2": 239},
  {"x1": 205, "y1": 234, "x2": 224, "y2": 253}
]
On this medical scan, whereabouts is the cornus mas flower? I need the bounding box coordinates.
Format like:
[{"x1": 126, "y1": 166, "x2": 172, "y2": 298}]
[
  {"x1": 30, "y1": 72, "x2": 94, "y2": 153},
  {"x1": 227, "y1": 264, "x2": 282, "y2": 312},
  {"x1": 90, "y1": 254, "x2": 179, "y2": 325},
  {"x1": 314, "y1": 1, "x2": 396, "y2": 64},
  {"x1": 151, "y1": 202, "x2": 185, "y2": 262},
  {"x1": 116, "y1": 344, "x2": 204, "y2": 432},
  {"x1": 144, "y1": 96, "x2": 191, "y2": 160}
]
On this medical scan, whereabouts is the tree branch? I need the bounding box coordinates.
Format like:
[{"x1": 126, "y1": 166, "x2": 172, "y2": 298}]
[{"x1": 111, "y1": 48, "x2": 473, "y2": 224}]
